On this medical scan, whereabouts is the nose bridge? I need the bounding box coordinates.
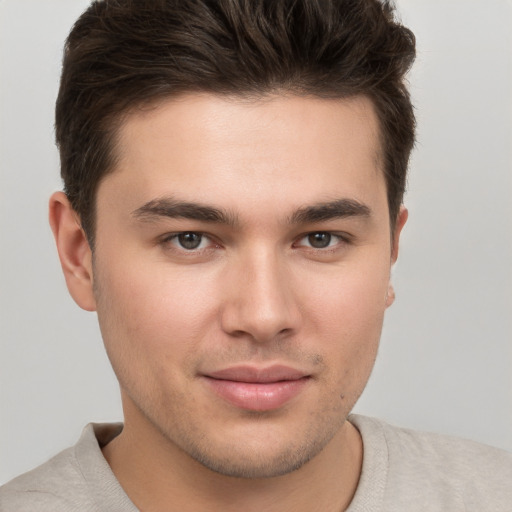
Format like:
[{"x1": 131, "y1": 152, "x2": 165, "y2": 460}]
[{"x1": 220, "y1": 243, "x2": 299, "y2": 342}]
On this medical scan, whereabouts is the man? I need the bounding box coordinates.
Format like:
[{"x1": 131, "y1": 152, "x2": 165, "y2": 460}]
[{"x1": 1, "y1": 0, "x2": 511, "y2": 510}]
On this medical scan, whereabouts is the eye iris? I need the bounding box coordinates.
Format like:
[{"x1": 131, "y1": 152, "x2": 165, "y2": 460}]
[
  {"x1": 308, "y1": 232, "x2": 331, "y2": 248},
  {"x1": 178, "y1": 232, "x2": 202, "y2": 250}
]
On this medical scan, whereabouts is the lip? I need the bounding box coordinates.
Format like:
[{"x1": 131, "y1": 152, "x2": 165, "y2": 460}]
[{"x1": 202, "y1": 365, "x2": 311, "y2": 411}]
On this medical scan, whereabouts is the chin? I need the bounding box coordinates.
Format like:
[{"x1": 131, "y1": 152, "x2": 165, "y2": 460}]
[
  {"x1": 164, "y1": 411, "x2": 346, "y2": 479},
  {"x1": 185, "y1": 441, "x2": 322, "y2": 479}
]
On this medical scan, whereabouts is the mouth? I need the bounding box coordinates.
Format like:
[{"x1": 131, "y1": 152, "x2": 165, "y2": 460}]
[{"x1": 201, "y1": 365, "x2": 311, "y2": 411}]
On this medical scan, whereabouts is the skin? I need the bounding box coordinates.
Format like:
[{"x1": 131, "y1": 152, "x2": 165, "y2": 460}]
[{"x1": 50, "y1": 93, "x2": 407, "y2": 512}]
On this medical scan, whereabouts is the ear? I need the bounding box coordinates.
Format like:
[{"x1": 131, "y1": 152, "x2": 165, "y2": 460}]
[
  {"x1": 391, "y1": 205, "x2": 408, "y2": 264},
  {"x1": 49, "y1": 191, "x2": 96, "y2": 311},
  {"x1": 386, "y1": 205, "x2": 408, "y2": 308}
]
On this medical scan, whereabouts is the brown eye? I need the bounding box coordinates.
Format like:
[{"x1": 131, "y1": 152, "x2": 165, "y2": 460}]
[
  {"x1": 177, "y1": 232, "x2": 203, "y2": 250},
  {"x1": 307, "y1": 232, "x2": 332, "y2": 248}
]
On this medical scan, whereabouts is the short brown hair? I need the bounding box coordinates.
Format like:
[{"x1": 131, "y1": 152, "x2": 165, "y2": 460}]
[{"x1": 56, "y1": 0, "x2": 416, "y2": 245}]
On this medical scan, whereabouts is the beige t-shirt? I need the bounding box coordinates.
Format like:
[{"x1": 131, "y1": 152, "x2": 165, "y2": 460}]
[{"x1": 1, "y1": 415, "x2": 511, "y2": 511}]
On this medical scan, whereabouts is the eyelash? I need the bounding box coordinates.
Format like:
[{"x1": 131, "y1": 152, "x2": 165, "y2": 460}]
[
  {"x1": 160, "y1": 231, "x2": 350, "y2": 253},
  {"x1": 294, "y1": 232, "x2": 349, "y2": 251},
  {"x1": 161, "y1": 232, "x2": 218, "y2": 252}
]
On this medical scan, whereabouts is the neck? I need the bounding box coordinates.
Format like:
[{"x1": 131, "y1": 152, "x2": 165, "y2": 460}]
[{"x1": 102, "y1": 402, "x2": 363, "y2": 512}]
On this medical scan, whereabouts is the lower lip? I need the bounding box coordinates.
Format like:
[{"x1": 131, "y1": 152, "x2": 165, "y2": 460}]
[{"x1": 203, "y1": 377, "x2": 310, "y2": 411}]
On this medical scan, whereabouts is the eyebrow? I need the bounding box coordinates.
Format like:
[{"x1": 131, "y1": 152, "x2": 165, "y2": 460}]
[
  {"x1": 132, "y1": 198, "x2": 238, "y2": 226},
  {"x1": 132, "y1": 197, "x2": 371, "y2": 227},
  {"x1": 289, "y1": 199, "x2": 371, "y2": 224}
]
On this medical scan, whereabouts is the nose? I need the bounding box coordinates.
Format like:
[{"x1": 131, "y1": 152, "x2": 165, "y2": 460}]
[{"x1": 220, "y1": 246, "x2": 301, "y2": 343}]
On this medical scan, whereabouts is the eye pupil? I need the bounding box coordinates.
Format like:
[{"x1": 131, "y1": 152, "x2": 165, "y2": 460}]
[
  {"x1": 308, "y1": 232, "x2": 331, "y2": 248},
  {"x1": 178, "y1": 232, "x2": 202, "y2": 250}
]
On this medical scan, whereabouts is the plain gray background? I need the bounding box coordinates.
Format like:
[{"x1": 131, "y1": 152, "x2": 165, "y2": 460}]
[{"x1": 1, "y1": 0, "x2": 511, "y2": 485}]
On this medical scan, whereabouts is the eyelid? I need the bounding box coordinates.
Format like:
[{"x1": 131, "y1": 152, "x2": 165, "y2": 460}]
[
  {"x1": 158, "y1": 230, "x2": 351, "y2": 253},
  {"x1": 160, "y1": 231, "x2": 219, "y2": 251},
  {"x1": 294, "y1": 231, "x2": 351, "y2": 249}
]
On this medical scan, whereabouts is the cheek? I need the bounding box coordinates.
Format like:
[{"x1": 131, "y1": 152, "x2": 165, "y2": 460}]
[
  {"x1": 93, "y1": 257, "x2": 220, "y2": 377},
  {"x1": 304, "y1": 263, "x2": 389, "y2": 388},
  {"x1": 305, "y1": 258, "x2": 389, "y2": 333},
  {"x1": 102, "y1": 255, "x2": 215, "y2": 321}
]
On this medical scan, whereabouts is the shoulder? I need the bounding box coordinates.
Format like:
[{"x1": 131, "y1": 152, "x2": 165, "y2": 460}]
[
  {"x1": 0, "y1": 423, "x2": 124, "y2": 512},
  {"x1": 350, "y1": 414, "x2": 512, "y2": 511},
  {"x1": 380, "y1": 416, "x2": 512, "y2": 478},
  {"x1": 0, "y1": 446, "x2": 93, "y2": 512}
]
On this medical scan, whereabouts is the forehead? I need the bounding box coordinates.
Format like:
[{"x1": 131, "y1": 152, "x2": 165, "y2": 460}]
[
  {"x1": 117, "y1": 93, "x2": 381, "y2": 162},
  {"x1": 100, "y1": 93, "x2": 385, "y2": 220}
]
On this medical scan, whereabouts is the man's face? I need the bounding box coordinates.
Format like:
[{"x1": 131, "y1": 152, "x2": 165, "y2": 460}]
[{"x1": 90, "y1": 93, "x2": 404, "y2": 478}]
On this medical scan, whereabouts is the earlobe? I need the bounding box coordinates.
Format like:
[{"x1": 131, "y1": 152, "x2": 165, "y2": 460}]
[
  {"x1": 385, "y1": 283, "x2": 396, "y2": 308},
  {"x1": 49, "y1": 191, "x2": 97, "y2": 312}
]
